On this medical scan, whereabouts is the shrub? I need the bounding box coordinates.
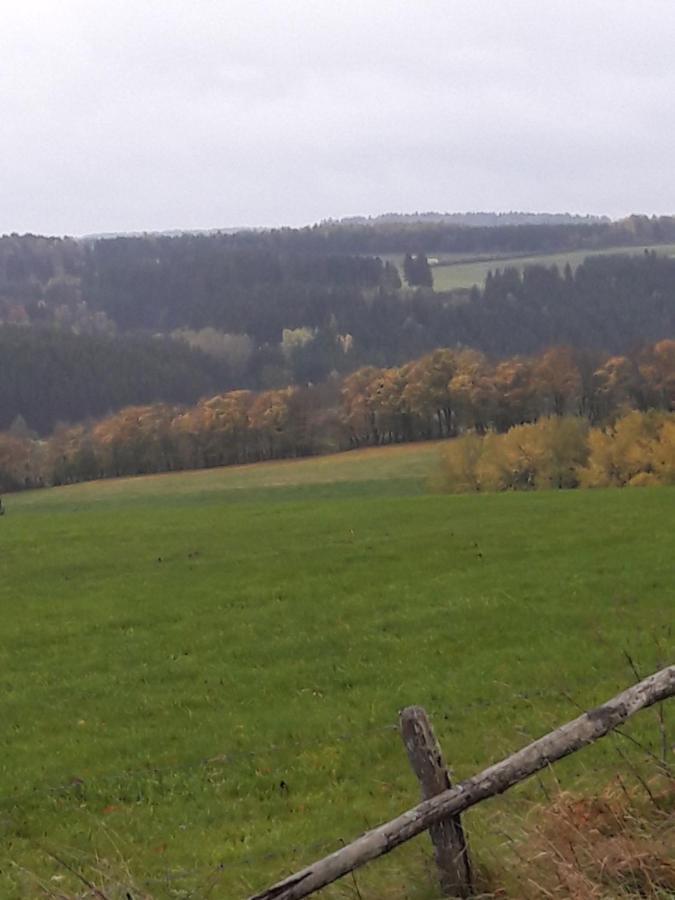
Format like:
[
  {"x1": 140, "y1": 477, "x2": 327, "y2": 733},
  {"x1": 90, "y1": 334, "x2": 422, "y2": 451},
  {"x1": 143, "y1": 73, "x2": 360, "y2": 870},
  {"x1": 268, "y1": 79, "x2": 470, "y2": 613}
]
[{"x1": 439, "y1": 412, "x2": 675, "y2": 494}]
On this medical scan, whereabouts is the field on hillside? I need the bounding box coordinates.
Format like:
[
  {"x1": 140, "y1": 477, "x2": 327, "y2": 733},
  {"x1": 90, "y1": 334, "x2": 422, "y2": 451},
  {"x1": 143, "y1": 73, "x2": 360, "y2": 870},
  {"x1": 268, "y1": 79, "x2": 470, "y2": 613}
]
[
  {"x1": 388, "y1": 242, "x2": 675, "y2": 291},
  {"x1": 1, "y1": 443, "x2": 674, "y2": 899}
]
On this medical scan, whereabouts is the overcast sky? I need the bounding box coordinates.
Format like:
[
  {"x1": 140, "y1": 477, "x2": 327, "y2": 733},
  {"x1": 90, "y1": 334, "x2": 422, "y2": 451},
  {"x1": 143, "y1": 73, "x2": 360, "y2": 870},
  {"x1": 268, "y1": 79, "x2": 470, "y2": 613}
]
[{"x1": 1, "y1": 1, "x2": 674, "y2": 235}]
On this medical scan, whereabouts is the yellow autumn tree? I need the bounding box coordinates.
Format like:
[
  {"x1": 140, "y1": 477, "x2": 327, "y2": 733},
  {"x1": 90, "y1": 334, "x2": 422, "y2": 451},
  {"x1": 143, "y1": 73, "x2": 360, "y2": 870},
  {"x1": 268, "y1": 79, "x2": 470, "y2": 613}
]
[
  {"x1": 653, "y1": 416, "x2": 675, "y2": 484},
  {"x1": 492, "y1": 357, "x2": 537, "y2": 430},
  {"x1": 367, "y1": 367, "x2": 410, "y2": 443},
  {"x1": 92, "y1": 404, "x2": 176, "y2": 476},
  {"x1": 592, "y1": 355, "x2": 643, "y2": 420},
  {"x1": 448, "y1": 349, "x2": 496, "y2": 433},
  {"x1": 340, "y1": 366, "x2": 384, "y2": 445},
  {"x1": 0, "y1": 433, "x2": 43, "y2": 491},
  {"x1": 580, "y1": 411, "x2": 675, "y2": 487},
  {"x1": 534, "y1": 347, "x2": 583, "y2": 416},
  {"x1": 401, "y1": 349, "x2": 457, "y2": 437},
  {"x1": 249, "y1": 388, "x2": 296, "y2": 459},
  {"x1": 639, "y1": 340, "x2": 675, "y2": 411},
  {"x1": 438, "y1": 432, "x2": 485, "y2": 492},
  {"x1": 439, "y1": 417, "x2": 589, "y2": 493},
  {"x1": 172, "y1": 391, "x2": 254, "y2": 468}
]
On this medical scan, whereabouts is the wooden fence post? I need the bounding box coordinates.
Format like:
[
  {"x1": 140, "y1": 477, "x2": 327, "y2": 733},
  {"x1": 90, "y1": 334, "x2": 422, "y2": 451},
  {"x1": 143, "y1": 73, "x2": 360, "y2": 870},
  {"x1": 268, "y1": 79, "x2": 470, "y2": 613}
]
[
  {"x1": 249, "y1": 666, "x2": 675, "y2": 900},
  {"x1": 399, "y1": 705, "x2": 472, "y2": 898}
]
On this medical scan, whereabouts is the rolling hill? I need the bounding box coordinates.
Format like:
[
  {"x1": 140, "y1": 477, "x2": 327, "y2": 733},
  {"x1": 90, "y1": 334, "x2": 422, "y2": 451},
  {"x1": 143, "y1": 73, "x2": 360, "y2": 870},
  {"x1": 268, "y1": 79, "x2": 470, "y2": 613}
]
[{"x1": 2, "y1": 443, "x2": 672, "y2": 897}]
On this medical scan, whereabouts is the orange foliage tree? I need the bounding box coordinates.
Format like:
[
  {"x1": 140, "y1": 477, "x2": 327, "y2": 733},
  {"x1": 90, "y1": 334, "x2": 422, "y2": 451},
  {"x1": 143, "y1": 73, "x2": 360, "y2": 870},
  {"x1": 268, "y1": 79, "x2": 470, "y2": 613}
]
[{"x1": 1, "y1": 341, "x2": 673, "y2": 492}]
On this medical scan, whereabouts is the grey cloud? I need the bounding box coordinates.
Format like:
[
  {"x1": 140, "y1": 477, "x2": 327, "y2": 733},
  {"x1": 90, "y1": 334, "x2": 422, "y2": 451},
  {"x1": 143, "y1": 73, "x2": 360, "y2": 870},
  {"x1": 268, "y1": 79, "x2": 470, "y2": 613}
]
[{"x1": 1, "y1": 0, "x2": 674, "y2": 234}]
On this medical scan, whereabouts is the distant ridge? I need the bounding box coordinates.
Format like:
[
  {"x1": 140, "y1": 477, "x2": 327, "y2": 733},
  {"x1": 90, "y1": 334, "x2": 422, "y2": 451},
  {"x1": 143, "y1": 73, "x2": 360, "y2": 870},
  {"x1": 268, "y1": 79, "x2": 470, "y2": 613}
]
[
  {"x1": 79, "y1": 226, "x2": 260, "y2": 241},
  {"x1": 334, "y1": 211, "x2": 611, "y2": 227},
  {"x1": 81, "y1": 212, "x2": 611, "y2": 240}
]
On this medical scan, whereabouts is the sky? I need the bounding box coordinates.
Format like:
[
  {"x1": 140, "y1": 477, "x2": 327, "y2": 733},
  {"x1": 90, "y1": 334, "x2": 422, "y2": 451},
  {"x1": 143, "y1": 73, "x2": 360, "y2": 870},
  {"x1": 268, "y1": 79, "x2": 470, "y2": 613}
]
[{"x1": 1, "y1": 0, "x2": 674, "y2": 235}]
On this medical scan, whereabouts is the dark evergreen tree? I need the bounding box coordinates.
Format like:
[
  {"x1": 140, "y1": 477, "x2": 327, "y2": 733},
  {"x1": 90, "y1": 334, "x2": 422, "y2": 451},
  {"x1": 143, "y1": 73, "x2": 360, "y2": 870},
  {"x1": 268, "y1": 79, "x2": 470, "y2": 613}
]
[{"x1": 403, "y1": 252, "x2": 433, "y2": 287}]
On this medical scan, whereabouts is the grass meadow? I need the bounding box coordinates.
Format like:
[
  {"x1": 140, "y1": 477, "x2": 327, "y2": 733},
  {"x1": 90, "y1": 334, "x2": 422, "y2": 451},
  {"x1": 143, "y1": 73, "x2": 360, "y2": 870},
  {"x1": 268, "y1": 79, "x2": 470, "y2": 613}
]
[
  {"x1": 1, "y1": 443, "x2": 673, "y2": 898},
  {"x1": 406, "y1": 242, "x2": 675, "y2": 291}
]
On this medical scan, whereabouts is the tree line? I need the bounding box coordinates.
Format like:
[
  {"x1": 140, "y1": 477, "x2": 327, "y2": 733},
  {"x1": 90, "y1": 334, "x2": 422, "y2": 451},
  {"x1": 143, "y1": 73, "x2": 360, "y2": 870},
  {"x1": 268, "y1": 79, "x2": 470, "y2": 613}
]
[
  {"x1": 287, "y1": 213, "x2": 675, "y2": 255},
  {"x1": 339, "y1": 211, "x2": 609, "y2": 228},
  {"x1": 1, "y1": 340, "x2": 672, "y2": 493}
]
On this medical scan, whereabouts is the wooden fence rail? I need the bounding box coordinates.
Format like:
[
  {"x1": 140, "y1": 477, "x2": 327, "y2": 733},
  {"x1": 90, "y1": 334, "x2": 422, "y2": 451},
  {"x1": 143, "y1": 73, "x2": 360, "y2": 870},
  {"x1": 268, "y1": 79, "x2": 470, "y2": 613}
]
[{"x1": 249, "y1": 664, "x2": 674, "y2": 900}]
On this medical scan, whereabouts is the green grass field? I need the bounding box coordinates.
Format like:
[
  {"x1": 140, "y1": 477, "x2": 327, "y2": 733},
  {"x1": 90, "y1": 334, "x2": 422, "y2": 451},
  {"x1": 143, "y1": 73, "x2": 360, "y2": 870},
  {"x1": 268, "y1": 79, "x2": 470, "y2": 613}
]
[
  {"x1": 385, "y1": 243, "x2": 675, "y2": 291},
  {"x1": 431, "y1": 242, "x2": 675, "y2": 291},
  {"x1": 1, "y1": 444, "x2": 673, "y2": 898}
]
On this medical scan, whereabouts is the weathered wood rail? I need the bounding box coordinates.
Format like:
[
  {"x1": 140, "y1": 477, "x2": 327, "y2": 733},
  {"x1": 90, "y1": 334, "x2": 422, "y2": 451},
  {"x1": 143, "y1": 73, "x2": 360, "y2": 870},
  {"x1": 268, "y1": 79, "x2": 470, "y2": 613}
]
[{"x1": 249, "y1": 665, "x2": 674, "y2": 900}]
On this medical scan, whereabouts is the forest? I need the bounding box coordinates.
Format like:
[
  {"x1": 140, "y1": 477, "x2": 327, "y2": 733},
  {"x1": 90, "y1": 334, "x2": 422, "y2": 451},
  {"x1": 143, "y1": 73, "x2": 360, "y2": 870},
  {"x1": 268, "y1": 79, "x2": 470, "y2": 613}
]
[
  {"x1": 4, "y1": 215, "x2": 675, "y2": 338},
  {"x1": 1, "y1": 339, "x2": 672, "y2": 492},
  {"x1": 0, "y1": 327, "x2": 228, "y2": 433},
  {"x1": 2, "y1": 229, "x2": 675, "y2": 434}
]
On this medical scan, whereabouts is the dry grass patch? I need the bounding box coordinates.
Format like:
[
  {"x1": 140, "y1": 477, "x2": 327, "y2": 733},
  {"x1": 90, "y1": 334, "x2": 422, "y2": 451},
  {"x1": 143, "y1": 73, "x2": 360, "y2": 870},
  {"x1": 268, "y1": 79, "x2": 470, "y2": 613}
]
[{"x1": 497, "y1": 772, "x2": 675, "y2": 899}]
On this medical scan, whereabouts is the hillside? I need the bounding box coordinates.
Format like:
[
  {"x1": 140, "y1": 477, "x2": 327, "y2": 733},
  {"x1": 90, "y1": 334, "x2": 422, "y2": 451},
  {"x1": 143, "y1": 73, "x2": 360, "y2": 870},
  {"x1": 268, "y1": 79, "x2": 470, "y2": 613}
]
[
  {"x1": 2, "y1": 248, "x2": 675, "y2": 435},
  {"x1": 2, "y1": 446, "x2": 673, "y2": 898}
]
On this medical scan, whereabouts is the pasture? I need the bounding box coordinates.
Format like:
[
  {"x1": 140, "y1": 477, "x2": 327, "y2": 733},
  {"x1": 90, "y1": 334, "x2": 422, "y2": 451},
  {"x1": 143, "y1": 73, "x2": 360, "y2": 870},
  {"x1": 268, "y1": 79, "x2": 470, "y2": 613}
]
[
  {"x1": 388, "y1": 242, "x2": 675, "y2": 291},
  {"x1": 1, "y1": 443, "x2": 673, "y2": 898}
]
